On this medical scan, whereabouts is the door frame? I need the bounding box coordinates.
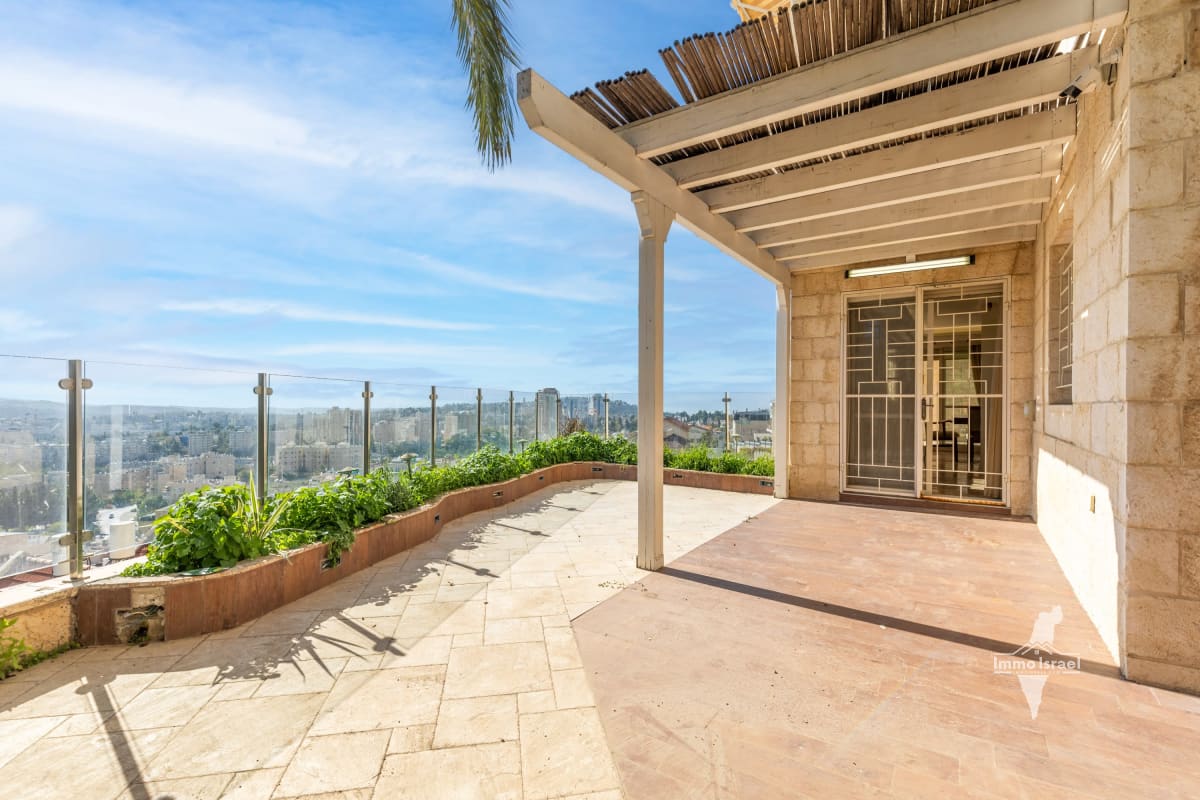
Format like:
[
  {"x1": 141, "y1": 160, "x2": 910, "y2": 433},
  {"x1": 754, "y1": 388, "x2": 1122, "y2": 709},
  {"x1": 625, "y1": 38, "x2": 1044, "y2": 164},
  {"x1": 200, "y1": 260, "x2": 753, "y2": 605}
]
[{"x1": 839, "y1": 276, "x2": 1010, "y2": 506}]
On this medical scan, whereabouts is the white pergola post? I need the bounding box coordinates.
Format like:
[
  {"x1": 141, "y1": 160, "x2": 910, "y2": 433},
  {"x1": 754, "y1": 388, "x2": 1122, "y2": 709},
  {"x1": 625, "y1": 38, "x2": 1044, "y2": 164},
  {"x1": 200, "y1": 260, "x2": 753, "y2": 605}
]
[
  {"x1": 634, "y1": 190, "x2": 671, "y2": 571},
  {"x1": 774, "y1": 283, "x2": 791, "y2": 499}
]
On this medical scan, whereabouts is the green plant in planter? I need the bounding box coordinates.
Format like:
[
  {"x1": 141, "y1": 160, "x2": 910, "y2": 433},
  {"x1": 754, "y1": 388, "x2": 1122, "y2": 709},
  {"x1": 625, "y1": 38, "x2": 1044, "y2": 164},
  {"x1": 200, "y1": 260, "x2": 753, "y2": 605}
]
[
  {"x1": 123, "y1": 479, "x2": 295, "y2": 576},
  {"x1": 279, "y1": 469, "x2": 397, "y2": 567},
  {"x1": 0, "y1": 618, "x2": 30, "y2": 678}
]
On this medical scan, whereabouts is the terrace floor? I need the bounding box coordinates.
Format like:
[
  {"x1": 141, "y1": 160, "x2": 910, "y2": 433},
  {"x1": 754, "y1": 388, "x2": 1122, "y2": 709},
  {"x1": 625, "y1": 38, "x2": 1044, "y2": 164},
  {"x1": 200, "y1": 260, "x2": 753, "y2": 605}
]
[
  {"x1": 577, "y1": 500, "x2": 1200, "y2": 798},
  {"x1": 2, "y1": 482, "x2": 1199, "y2": 799},
  {"x1": 0, "y1": 480, "x2": 776, "y2": 800}
]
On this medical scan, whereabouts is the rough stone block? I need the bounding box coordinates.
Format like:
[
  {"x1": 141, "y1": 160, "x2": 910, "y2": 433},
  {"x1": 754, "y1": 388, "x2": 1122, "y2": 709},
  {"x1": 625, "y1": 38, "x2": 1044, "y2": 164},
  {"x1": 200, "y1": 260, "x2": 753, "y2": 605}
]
[
  {"x1": 1124, "y1": 656, "x2": 1200, "y2": 694},
  {"x1": 1125, "y1": 595, "x2": 1200, "y2": 668},
  {"x1": 1129, "y1": 142, "x2": 1185, "y2": 209},
  {"x1": 1126, "y1": 464, "x2": 1200, "y2": 530},
  {"x1": 1128, "y1": 71, "x2": 1200, "y2": 148},
  {"x1": 1126, "y1": 402, "x2": 1182, "y2": 464},
  {"x1": 1126, "y1": 337, "x2": 1185, "y2": 400},
  {"x1": 1127, "y1": 12, "x2": 1186, "y2": 84},
  {"x1": 1181, "y1": 535, "x2": 1200, "y2": 598},
  {"x1": 1126, "y1": 527, "x2": 1181, "y2": 594},
  {"x1": 1184, "y1": 402, "x2": 1200, "y2": 464},
  {"x1": 1184, "y1": 282, "x2": 1200, "y2": 335},
  {"x1": 1128, "y1": 273, "x2": 1183, "y2": 336}
]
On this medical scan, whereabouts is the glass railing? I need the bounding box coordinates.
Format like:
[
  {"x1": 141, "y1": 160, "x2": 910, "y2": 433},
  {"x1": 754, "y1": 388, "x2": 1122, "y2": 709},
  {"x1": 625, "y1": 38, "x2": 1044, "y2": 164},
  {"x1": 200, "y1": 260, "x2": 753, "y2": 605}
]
[
  {"x1": 370, "y1": 382, "x2": 433, "y2": 473},
  {"x1": 0, "y1": 356, "x2": 69, "y2": 586},
  {"x1": 0, "y1": 353, "x2": 773, "y2": 588},
  {"x1": 480, "y1": 389, "x2": 513, "y2": 453},
  {"x1": 268, "y1": 374, "x2": 364, "y2": 493}
]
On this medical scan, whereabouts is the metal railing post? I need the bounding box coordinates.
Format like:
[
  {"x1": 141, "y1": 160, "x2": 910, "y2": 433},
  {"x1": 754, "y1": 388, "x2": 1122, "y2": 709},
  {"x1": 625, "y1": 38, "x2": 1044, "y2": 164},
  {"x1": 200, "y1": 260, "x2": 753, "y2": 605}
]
[
  {"x1": 534, "y1": 392, "x2": 541, "y2": 441},
  {"x1": 603, "y1": 393, "x2": 610, "y2": 440},
  {"x1": 430, "y1": 385, "x2": 438, "y2": 466},
  {"x1": 508, "y1": 391, "x2": 515, "y2": 454},
  {"x1": 362, "y1": 381, "x2": 373, "y2": 475},
  {"x1": 254, "y1": 373, "x2": 272, "y2": 504},
  {"x1": 58, "y1": 360, "x2": 92, "y2": 580},
  {"x1": 476, "y1": 388, "x2": 483, "y2": 451},
  {"x1": 556, "y1": 397, "x2": 562, "y2": 435},
  {"x1": 723, "y1": 392, "x2": 732, "y2": 453}
]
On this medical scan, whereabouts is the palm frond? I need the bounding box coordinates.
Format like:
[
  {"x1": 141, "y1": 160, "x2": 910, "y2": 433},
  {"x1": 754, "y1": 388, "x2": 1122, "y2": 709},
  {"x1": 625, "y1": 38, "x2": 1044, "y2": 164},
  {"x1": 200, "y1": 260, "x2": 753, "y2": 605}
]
[{"x1": 451, "y1": 0, "x2": 520, "y2": 171}]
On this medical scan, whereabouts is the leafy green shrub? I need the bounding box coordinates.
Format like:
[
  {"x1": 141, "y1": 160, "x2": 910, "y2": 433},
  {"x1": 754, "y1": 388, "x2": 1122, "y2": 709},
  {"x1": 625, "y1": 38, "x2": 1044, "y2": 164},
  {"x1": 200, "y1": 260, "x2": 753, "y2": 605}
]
[
  {"x1": 0, "y1": 618, "x2": 29, "y2": 678},
  {"x1": 602, "y1": 436, "x2": 637, "y2": 465},
  {"x1": 745, "y1": 455, "x2": 775, "y2": 476},
  {"x1": 123, "y1": 483, "x2": 294, "y2": 576},
  {"x1": 279, "y1": 469, "x2": 396, "y2": 567},
  {"x1": 121, "y1": 432, "x2": 774, "y2": 579}
]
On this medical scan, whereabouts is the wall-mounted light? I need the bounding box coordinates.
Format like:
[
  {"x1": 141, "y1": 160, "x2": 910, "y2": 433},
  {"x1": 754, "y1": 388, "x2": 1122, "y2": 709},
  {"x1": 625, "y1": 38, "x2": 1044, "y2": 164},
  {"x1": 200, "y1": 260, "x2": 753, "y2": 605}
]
[{"x1": 845, "y1": 255, "x2": 974, "y2": 279}]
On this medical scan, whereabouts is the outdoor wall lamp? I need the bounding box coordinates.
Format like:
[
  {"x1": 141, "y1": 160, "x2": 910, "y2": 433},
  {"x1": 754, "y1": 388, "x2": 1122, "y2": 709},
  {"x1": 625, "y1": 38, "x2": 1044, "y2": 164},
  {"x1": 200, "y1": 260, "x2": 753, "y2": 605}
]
[{"x1": 845, "y1": 255, "x2": 974, "y2": 279}]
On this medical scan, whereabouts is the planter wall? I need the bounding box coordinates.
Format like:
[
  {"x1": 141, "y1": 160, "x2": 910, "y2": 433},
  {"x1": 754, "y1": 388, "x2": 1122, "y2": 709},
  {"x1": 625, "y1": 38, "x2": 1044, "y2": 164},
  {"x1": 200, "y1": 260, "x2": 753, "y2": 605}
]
[{"x1": 73, "y1": 463, "x2": 774, "y2": 645}]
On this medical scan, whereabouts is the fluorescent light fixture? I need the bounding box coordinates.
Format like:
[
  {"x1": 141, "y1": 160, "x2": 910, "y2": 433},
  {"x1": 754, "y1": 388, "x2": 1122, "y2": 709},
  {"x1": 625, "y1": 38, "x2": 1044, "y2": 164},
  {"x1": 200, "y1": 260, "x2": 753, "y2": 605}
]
[{"x1": 845, "y1": 255, "x2": 974, "y2": 279}]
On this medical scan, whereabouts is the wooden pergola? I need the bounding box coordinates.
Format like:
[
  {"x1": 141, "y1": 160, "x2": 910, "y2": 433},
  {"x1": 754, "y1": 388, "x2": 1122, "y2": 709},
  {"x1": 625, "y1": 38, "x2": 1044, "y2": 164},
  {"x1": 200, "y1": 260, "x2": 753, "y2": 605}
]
[{"x1": 518, "y1": 0, "x2": 1126, "y2": 570}]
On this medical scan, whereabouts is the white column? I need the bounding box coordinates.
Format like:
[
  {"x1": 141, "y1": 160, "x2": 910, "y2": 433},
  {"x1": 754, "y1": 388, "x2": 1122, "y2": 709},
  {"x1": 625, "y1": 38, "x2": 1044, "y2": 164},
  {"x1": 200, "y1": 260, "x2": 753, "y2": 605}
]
[
  {"x1": 774, "y1": 282, "x2": 792, "y2": 499},
  {"x1": 633, "y1": 191, "x2": 671, "y2": 571}
]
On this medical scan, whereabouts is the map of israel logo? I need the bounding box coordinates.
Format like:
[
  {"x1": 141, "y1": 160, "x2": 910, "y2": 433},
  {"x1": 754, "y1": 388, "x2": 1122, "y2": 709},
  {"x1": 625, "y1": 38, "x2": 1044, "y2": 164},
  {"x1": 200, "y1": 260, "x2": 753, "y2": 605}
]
[{"x1": 993, "y1": 606, "x2": 1080, "y2": 719}]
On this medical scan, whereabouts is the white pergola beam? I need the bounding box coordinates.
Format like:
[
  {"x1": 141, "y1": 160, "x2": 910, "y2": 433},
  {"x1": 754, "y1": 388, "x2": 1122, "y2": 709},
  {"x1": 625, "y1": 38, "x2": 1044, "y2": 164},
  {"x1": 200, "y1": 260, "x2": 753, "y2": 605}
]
[
  {"x1": 770, "y1": 205, "x2": 1045, "y2": 261},
  {"x1": 699, "y1": 105, "x2": 1076, "y2": 214},
  {"x1": 727, "y1": 147, "x2": 1063, "y2": 232},
  {"x1": 752, "y1": 177, "x2": 1053, "y2": 248},
  {"x1": 517, "y1": 69, "x2": 786, "y2": 285},
  {"x1": 619, "y1": 0, "x2": 1126, "y2": 157},
  {"x1": 670, "y1": 51, "x2": 1091, "y2": 190},
  {"x1": 786, "y1": 226, "x2": 1039, "y2": 272}
]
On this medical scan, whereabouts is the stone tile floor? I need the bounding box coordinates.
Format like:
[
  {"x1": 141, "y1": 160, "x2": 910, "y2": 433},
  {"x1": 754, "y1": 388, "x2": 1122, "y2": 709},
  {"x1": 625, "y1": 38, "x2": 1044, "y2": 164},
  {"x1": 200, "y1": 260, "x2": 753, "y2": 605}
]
[{"x1": 0, "y1": 481, "x2": 777, "y2": 800}]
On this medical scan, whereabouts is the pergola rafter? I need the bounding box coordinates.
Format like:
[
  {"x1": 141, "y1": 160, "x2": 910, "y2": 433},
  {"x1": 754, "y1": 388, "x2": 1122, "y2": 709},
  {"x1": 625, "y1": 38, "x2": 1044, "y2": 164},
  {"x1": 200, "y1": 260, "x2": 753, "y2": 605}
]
[{"x1": 518, "y1": 0, "x2": 1129, "y2": 570}]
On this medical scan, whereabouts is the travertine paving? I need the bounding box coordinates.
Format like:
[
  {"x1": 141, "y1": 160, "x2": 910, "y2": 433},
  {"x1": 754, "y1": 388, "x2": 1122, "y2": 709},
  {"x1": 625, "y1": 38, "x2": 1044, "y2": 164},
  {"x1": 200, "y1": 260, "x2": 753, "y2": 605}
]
[
  {"x1": 0, "y1": 480, "x2": 777, "y2": 799},
  {"x1": 576, "y1": 500, "x2": 1200, "y2": 799}
]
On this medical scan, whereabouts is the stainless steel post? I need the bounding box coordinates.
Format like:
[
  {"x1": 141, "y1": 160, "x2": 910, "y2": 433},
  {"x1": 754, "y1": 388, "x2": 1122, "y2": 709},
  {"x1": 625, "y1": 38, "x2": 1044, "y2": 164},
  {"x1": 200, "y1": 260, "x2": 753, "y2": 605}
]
[
  {"x1": 723, "y1": 392, "x2": 732, "y2": 452},
  {"x1": 556, "y1": 397, "x2": 562, "y2": 436},
  {"x1": 58, "y1": 360, "x2": 92, "y2": 580},
  {"x1": 362, "y1": 381, "x2": 373, "y2": 475},
  {"x1": 534, "y1": 392, "x2": 541, "y2": 442},
  {"x1": 603, "y1": 393, "x2": 610, "y2": 440},
  {"x1": 430, "y1": 385, "x2": 438, "y2": 466},
  {"x1": 254, "y1": 374, "x2": 272, "y2": 504},
  {"x1": 508, "y1": 391, "x2": 515, "y2": 454},
  {"x1": 476, "y1": 388, "x2": 483, "y2": 451}
]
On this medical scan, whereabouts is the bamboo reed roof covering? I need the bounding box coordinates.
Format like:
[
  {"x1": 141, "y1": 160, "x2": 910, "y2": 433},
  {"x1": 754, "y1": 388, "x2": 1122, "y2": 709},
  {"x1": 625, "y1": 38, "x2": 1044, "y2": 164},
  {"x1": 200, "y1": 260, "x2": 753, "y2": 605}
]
[
  {"x1": 521, "y1": 0, "x2": 1123, "y2": 276},
  {"x1": 571, "y1": 0, "x2": 1070, "y2": 190}
]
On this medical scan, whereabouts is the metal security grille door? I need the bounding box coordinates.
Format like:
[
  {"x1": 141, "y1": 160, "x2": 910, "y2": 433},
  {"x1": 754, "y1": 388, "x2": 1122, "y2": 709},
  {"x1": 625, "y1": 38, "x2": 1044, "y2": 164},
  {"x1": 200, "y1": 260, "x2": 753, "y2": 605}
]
[
  {"x1": 843, "y1": 281, "x2": 1007, "y2": 504},
  {"x1": 919, "y1": 283, "x2": 1006, "y2": 502},
  {"x1": 844, "y1": 293, "x2": 917, "y2": 494}
]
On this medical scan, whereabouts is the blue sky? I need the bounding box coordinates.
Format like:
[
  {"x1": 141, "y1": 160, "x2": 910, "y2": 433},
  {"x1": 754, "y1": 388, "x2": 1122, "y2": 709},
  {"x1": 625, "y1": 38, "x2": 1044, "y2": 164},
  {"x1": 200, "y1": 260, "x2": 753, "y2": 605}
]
[{"x1": 0, "y1": 0, "x2": 777, "y2": 403}]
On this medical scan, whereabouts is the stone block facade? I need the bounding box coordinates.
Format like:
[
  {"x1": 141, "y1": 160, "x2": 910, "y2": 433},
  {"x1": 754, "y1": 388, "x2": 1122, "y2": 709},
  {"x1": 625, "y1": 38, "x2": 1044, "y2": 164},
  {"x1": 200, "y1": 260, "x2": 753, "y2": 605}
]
[{"x1": 786, "y1": 3, "x2": 1200, "y2": 693}]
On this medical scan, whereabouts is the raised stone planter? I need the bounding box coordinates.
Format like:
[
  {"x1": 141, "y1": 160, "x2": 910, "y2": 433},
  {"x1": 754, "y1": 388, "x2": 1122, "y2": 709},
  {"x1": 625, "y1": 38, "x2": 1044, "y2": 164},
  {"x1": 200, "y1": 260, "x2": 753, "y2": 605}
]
[{"x1": 47, "y1": 463, "x2": 774, "y2": 646}]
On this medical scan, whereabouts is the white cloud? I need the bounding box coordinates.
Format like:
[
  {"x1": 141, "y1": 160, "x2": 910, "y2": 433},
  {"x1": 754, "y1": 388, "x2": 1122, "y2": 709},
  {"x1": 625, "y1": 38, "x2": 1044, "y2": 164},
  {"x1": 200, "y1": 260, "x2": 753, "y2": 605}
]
[
  {"x1": 387, "y1": 249, "x2": 629, "y2": 306},
  {"x1": 0, "y1": 307, "x2": 65, "y2": 343},
  {"x1": 0, "y1": 52, "x2": 354, "y2": 166},
  {"x1": 160, "y1": 299, "x2": 491, "y2": 332},
  {"x1": 0, "y1": 206, "x2": 41, "y2": 252}
]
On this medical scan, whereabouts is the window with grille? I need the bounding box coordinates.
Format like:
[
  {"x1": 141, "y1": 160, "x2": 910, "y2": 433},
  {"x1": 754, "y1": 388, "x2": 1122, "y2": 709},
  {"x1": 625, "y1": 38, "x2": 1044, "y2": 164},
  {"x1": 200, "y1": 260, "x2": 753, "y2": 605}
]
[{"x1": 1048, "y1": 244, "x2": 1074, "y2": 405}]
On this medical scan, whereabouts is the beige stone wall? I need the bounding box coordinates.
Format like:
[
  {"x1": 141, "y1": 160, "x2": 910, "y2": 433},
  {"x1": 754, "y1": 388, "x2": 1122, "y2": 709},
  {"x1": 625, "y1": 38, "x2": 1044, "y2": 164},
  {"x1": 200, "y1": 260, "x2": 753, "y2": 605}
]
[
  {"x1": 1120, "y1": 0, "x2": 1200, "y2": 691},
  {"x1": 787, "y1": 245, "x2": 1036, "y2": 514},
  {"x1": 1030, "y1": 3, "x2": 1200, "y2": 690},
  {"x1": 4, "y1": 598, "x2": 73, "y2": 655},
  {"x1": 1030, "y1": 30, "x2": 1129, "y2": 662}
]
